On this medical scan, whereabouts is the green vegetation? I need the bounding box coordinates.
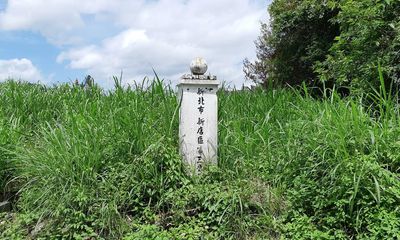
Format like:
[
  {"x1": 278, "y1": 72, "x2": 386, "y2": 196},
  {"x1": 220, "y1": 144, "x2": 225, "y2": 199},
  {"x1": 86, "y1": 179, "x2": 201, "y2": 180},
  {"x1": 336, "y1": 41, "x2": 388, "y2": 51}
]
[
  {"x1": 0, "y1": 77, "x2": 399, "y2": 239},
  {"x1": 2, "y1": 2, "x2": 398, "y2": 239},
  {"x1": 244, "y1": 0, "x2": 400, "y2": 95}
]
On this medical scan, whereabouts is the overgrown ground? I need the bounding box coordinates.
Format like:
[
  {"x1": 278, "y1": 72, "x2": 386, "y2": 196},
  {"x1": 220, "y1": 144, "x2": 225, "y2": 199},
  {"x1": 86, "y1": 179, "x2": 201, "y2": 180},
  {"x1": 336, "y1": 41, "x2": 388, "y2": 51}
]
[{"x1": 0, "y1": 79, "x2": 399, "y2": 239}]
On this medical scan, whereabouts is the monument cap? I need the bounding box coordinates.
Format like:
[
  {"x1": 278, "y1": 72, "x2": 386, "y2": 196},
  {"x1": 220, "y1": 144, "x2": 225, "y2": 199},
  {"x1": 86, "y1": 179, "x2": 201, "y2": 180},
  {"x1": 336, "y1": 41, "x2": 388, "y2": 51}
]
[{"x1": 190, "y1": 57, "x2": 208, "y2": 75}]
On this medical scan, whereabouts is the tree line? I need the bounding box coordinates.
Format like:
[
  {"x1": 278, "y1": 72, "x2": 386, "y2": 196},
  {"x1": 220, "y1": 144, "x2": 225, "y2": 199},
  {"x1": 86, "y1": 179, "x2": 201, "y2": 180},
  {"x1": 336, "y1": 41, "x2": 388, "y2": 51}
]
[{"x1": 245, "y1": 0, "x2": 400, "y2": 96}]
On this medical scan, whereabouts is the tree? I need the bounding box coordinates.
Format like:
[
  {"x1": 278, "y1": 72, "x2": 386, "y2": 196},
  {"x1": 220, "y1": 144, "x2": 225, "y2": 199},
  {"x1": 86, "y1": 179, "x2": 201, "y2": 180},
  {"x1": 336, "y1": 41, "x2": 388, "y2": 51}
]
[
  {"x1": 245, "y1": 0, "x2": 400, "y2": 96},
  {"x1": 244, "y1": 0, "x2": 340, "y2": 88},
  {"x1": 315, "y1": 0, "x2": 400, "y2": 96},
  {"x1": 243, "y1": 22, "x2": 271, "y2": 88}
]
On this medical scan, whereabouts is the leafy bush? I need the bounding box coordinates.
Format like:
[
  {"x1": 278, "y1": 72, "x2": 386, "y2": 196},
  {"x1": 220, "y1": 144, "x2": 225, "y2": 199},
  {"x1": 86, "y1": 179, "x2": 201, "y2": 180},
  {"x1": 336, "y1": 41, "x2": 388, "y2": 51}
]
[
  {"x1": 244, "y1": 0, "x2": 340, "y2": 88},
  {"x1": 246, "y1": 0, "x2": 400, "y2": 96},
  {"x1": 316, "y1": 0, "x2": 400, "y2": 96}
]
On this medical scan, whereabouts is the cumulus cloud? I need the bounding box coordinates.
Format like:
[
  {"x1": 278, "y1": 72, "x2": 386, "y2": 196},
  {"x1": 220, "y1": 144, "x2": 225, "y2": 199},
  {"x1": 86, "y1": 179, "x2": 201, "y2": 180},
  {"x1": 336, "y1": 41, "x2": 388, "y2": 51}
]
[
  {"x1": 57, "y1": 29, "x2": 207, "y2": 87},
  {"x1": 1, "y1": 0, "x2": 269, "y2": 87},
  {"x1": 0, "y1": 58, "x2": 43, "y2": 82},
  {"x1": 0, "y1": 0, "x2": 114, "y2": 45}
]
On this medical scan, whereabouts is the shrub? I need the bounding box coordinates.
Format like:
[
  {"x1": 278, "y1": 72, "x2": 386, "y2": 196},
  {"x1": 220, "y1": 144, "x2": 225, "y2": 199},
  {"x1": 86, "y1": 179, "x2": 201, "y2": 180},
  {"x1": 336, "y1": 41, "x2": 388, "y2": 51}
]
[
  {"x1": 246, "y1": 0, "x2": 400, "y2": 96},
  {"x1": 244, "y1": 0, "x2": 340, "y2": 88},
  {"x1": 316, "y1": 0, "x2": 400, "y2": 96}
]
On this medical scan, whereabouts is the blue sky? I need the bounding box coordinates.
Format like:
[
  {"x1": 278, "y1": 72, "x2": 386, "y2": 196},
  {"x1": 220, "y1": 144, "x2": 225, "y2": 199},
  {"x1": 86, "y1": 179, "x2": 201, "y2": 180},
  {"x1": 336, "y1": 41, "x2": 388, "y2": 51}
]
[
  {"x1": 0, "y1": 31, "x2": 84, "y2": 83},
  {"x1": 0, "y1": 0, "x2": 5, "y2": 11},
  {"x1": 0, "y1": 0, "x2": 269, "y2": 88}
]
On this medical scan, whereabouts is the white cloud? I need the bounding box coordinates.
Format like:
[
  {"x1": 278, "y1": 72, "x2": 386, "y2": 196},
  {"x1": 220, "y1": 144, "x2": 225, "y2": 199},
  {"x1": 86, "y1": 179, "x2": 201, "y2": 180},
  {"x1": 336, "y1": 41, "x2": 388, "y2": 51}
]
[
  {"x1": 0, "y1": 58, "x2": 43, "y2": 82},
  {"x1": 1, "y1": 0, "x2": 269, "y2": 88},
  {"x1": 57, "y1": 29, "x2": 207, "y2": 88},
  {"x1": 0, "y1": 0, "x2": 115, "y2": 45}
]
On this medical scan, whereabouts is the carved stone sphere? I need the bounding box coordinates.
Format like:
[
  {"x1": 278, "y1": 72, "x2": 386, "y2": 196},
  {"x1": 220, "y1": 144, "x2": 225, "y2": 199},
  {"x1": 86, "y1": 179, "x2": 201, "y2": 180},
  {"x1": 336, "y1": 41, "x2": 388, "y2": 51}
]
[{"x1": 190, "y1": 57, "x2": 208, "y2": 75}]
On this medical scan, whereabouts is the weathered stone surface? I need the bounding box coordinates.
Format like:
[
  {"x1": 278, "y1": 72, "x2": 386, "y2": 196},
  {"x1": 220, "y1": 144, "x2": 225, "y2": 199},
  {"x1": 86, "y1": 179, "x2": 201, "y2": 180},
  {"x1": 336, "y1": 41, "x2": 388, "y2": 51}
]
[
  {"x1": 190, "y1": 57, "x2": 208, "y2": 75},
  {"x1": 178, "y1": 59, "x2": 219, "y2": 174},
  {"x1": 181, "y1": 73, "x2": 217, "y2": 80}
]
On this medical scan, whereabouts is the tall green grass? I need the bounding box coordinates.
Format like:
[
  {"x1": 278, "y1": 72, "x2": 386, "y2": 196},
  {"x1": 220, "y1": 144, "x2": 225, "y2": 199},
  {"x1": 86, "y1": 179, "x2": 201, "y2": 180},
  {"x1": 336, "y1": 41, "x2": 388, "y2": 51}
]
[{"x1": 0, "y1": 78, "x2": 399, "y2": 239}]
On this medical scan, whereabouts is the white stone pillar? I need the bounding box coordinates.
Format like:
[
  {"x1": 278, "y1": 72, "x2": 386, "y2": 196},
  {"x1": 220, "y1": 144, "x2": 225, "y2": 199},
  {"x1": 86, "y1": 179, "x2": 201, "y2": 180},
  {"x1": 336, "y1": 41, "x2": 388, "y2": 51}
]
[{"x1": 178, "y1": 58, "x2": 219, "y2": 173}]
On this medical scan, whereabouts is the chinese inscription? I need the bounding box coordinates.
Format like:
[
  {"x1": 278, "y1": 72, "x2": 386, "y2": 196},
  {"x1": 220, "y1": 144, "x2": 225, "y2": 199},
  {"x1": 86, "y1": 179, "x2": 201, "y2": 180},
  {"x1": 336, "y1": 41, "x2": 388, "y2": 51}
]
[
  {"x1": 196, "y1": 87, "x2": 205, "y2": 171},
  {"x1": 194, "y1": 87, "x2": 215, "y2": 172}
]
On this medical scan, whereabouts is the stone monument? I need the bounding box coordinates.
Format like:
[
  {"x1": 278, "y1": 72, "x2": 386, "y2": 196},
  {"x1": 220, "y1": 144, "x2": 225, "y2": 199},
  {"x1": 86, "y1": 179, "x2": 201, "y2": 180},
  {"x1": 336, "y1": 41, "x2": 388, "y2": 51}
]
[{"x1": 178, "y1": 57, "x2": 219, "y2": 173}]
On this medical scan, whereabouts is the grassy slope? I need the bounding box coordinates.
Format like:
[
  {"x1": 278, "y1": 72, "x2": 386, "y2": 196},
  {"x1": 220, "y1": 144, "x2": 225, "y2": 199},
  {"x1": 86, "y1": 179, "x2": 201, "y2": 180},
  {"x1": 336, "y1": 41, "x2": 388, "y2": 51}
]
[{"x1": 0, "y1": 80, "x2": 399, "y2": 239}]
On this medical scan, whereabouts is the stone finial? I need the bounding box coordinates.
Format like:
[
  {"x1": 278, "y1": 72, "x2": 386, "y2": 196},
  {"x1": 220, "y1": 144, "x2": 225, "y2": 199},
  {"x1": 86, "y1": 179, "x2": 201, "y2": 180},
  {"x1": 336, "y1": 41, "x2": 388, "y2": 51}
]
[{"x1": 190, "y1": 57, "x2": 208, "y2": 75}]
